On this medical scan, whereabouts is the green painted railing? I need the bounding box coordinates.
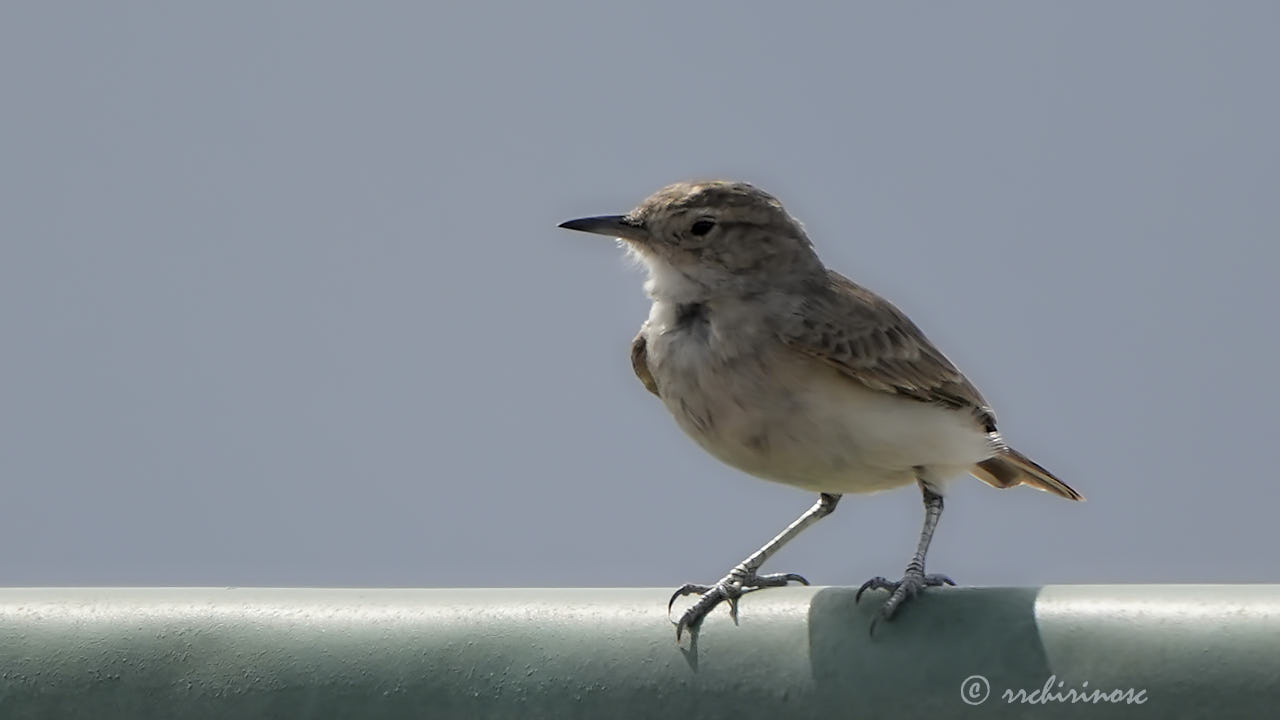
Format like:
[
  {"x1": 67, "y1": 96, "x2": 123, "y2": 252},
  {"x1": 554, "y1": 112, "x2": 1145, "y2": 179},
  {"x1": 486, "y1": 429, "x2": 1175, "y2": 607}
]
[{"x1": 0, "y1": 586, "x2": 1276, "y2": 718}]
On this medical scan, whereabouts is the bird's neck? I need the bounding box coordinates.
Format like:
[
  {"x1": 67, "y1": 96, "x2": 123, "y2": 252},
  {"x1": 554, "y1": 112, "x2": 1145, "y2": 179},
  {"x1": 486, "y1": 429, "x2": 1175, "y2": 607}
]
[
  {"x1": 641, "y1": 256, "x2": 761, "y2": 306},
  {"x1": 631, "y1": 249, "x2": 699, "y2": 300}
]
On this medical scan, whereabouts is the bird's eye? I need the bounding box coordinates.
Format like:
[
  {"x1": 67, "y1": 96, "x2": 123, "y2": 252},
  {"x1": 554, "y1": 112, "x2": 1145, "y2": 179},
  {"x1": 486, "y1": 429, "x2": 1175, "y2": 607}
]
[{"x1": 690, "y1": 219, "x2": 716, "y2": 236}]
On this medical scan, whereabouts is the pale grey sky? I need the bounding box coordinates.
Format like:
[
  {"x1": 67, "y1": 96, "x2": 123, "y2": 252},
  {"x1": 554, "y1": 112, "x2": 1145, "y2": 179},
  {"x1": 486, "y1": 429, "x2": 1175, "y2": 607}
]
[{"x1": 2, "y1": 2, "x2": 1276, "y2": 589}]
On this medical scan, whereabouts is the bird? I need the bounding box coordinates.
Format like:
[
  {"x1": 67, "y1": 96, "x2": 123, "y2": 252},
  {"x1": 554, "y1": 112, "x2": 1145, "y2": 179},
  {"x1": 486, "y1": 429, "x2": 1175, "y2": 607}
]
[{"x1": 558, "y1": 180, "x2": 1082, "y2": 639}]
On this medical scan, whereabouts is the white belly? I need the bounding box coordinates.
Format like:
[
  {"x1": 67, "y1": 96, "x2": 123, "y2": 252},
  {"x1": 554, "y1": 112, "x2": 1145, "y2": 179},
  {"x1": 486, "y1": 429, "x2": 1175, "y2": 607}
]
[{"x1": 645, "y1": 308, "x2": 997, "y2": 494}]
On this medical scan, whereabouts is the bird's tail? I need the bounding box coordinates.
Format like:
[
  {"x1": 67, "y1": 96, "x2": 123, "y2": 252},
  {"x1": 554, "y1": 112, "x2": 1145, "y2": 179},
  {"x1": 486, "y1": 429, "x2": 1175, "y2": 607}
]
[{"x1": 971, "y1": 447, "x2": 1083, "y2": 501}]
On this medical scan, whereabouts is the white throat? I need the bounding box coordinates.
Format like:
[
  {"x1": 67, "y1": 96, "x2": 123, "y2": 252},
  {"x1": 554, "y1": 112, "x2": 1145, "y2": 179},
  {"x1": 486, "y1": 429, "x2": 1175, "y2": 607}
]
[{"x1": 630, "y1": 248, "x2": 712, "y2": 305}]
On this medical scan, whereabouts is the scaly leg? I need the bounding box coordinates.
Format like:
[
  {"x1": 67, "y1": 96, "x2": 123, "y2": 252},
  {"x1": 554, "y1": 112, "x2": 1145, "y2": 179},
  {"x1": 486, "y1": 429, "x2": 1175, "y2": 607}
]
[
  {"x1": 856, "y1": 480, "x2": 954, "y2": 628},
  {"x1": 669, "y1": 493, "x2": 841, "y2": 640}
]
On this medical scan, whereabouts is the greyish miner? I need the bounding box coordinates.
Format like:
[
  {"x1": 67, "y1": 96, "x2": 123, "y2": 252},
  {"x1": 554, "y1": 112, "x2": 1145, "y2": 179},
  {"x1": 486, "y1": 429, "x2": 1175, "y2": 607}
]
[{"x1": 559, "y1": 180, "x2": 1082, "y2": 639}]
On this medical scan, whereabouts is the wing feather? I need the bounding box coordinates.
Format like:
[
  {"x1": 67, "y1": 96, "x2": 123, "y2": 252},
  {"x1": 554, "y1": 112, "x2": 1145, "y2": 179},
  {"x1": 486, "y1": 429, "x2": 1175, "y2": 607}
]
[
  {"x1": 630, "y1": 329, "x2": 660, "y2": 396},
  {"x1": 779, "y1": 270, "x2": 996, "y2": 430}
]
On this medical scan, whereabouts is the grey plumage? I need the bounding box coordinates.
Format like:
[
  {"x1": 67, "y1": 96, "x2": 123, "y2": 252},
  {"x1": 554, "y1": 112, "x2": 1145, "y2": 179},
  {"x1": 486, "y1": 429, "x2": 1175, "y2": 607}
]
[
  {"x1": 561, "y1": 179, "x2": 1081, "y2": 638},
  {"x1": 783, "y1": 269, "x2": 998, "y2": 430}
]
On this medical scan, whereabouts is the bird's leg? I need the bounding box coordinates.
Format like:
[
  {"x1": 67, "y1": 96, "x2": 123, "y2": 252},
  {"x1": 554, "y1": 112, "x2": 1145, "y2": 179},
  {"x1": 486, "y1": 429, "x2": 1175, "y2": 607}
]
[
  {"x1": 669, "y1": 493, "x2": 840, "y2": 640},
  {"x1": 856, "y1": 479, "x2": 954, "y2": 626}
]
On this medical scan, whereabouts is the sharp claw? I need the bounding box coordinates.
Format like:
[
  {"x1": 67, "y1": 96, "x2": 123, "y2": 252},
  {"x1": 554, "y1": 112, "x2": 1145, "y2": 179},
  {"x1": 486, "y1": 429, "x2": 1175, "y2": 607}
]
[
  {"x1": 669, "y1": 586, "x2": 720, "y2": 640},
  {"x1": 674, "y1": 596, "x2": 713, "y2": 641},
  {"x1": 667, "y1": 583, "x2": 708, "y2": 614},
  {"x1": 855, "y1": 576, "x2": 890, "y2": 604},
  {"x1": 668, "y1": 567, "x2": 810, "y2": 640},
  {"x1": 857, "y1": 571, "x2": 955, "y2": 629}
]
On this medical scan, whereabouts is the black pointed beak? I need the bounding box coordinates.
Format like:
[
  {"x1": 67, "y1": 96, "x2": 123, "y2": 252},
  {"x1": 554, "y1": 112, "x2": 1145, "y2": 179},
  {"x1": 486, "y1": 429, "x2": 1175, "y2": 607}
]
[{"x1": 557, "y1": 214, "x2": 647, "y2": 241}]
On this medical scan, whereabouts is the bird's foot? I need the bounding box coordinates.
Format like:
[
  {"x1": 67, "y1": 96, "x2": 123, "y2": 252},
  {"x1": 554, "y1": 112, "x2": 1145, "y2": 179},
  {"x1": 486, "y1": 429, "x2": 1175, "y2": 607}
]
[
  {"x1": 668, "y1": 567, "x2": 809, "y2": 640},
  {"x1": 855, "y1": 568, "x2": 954, "y2": 631}
]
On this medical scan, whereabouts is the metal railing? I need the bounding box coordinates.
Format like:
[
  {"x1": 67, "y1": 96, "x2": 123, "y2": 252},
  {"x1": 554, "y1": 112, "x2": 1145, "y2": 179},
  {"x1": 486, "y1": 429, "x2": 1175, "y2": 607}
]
[{"x1": 1, "y1": 586, "x2": 1276, "y2": 718}]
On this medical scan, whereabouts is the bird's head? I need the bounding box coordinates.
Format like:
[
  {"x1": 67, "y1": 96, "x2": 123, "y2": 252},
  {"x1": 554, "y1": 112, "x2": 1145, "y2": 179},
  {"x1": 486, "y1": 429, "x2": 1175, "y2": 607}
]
[{"x1": 559, "y1": 180, "x2": 822, "y2": 302}]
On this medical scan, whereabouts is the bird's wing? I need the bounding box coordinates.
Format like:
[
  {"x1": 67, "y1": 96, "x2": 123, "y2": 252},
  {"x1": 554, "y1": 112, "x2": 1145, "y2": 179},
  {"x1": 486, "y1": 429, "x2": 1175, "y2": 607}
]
[
  {"x1": 630, "y1": 329, "x2": 660, "y2": 396},
  {"x1": 779, "y1": 269, "x2": 997, "y2": 430}
]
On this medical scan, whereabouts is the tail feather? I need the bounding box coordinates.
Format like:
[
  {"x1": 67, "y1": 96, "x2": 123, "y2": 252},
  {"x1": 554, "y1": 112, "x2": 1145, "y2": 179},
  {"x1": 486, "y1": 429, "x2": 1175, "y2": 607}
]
[{"x1": 971, "y1": 447, "x2": 1083, "y2": 501}]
